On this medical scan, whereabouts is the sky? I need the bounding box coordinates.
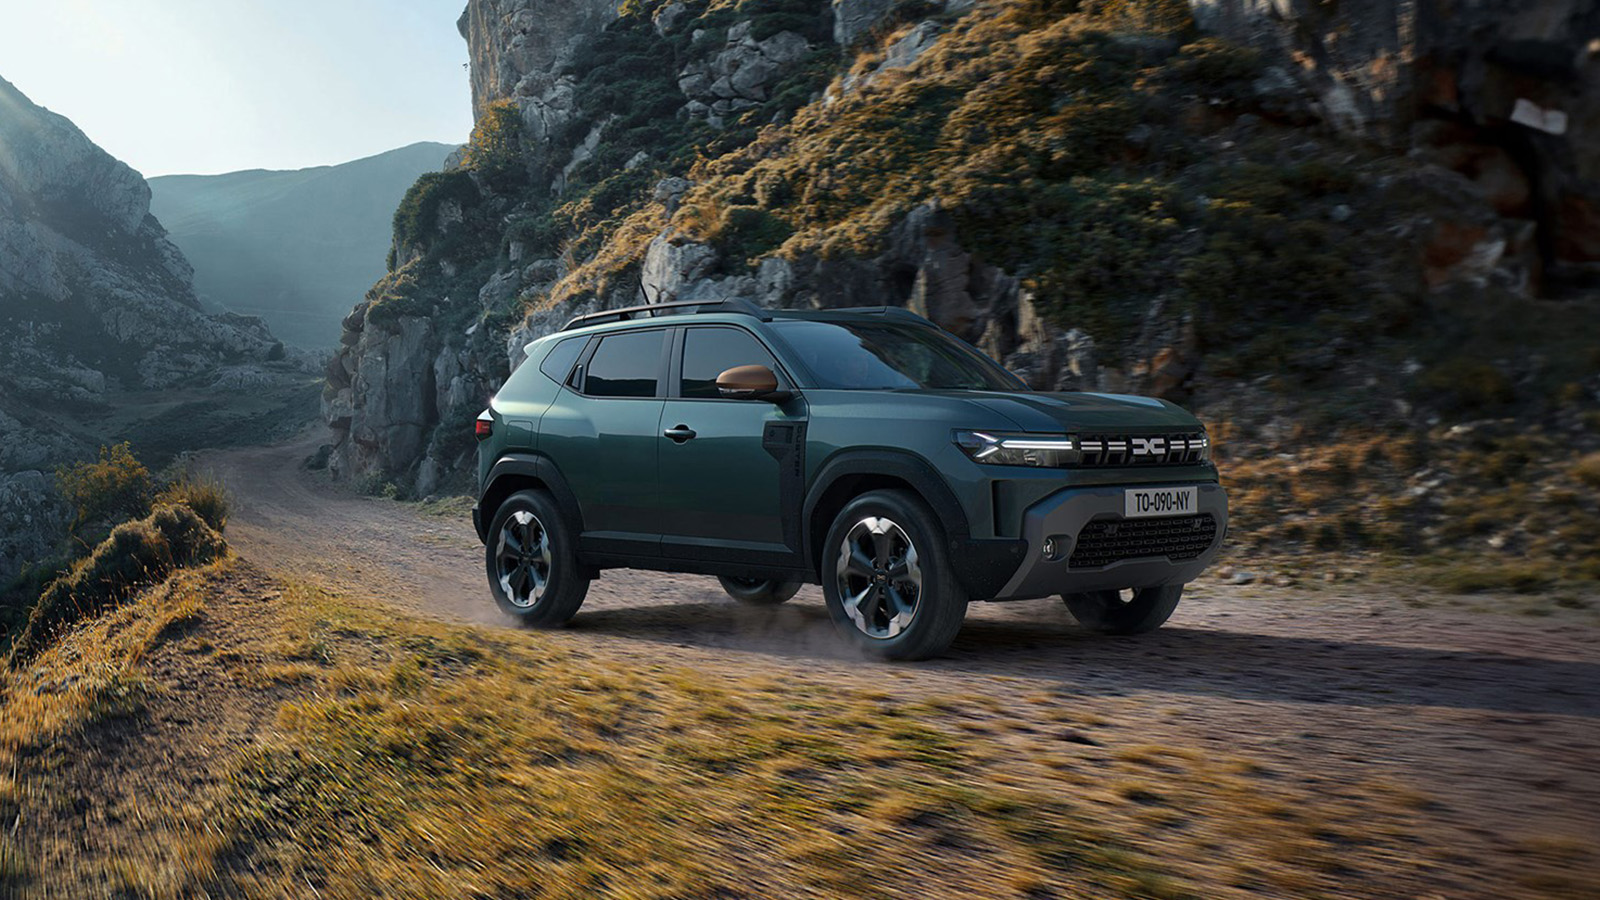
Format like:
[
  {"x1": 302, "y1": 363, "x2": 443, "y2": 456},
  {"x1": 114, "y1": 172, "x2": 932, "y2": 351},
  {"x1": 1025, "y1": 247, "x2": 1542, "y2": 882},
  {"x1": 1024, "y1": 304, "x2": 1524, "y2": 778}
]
[{"x1": 0, "y1": 0, "x2": 474, "y2": 177}]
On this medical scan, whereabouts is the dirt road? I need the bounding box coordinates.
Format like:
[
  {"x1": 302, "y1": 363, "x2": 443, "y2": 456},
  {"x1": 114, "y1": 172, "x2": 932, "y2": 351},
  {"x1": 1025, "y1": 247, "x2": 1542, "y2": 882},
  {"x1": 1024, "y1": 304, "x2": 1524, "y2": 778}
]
[{"x1": 198, "y1": 433, "x2": 1600, "y2": 897}]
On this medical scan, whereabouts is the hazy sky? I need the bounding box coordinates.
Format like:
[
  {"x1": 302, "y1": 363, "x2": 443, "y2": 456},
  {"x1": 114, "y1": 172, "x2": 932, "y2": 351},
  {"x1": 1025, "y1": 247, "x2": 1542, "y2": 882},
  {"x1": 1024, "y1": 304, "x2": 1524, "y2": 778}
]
[{"x1": 0, "y1": 0, "x2": 474, "y2": 177}]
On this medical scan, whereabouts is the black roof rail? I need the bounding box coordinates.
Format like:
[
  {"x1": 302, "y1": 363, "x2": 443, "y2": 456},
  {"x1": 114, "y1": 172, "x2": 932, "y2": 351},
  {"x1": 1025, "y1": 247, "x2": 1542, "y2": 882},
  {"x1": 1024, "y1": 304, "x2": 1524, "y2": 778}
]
[
  {"x1": 559, "y1": 297, "x2": 772, "y2": 332},
  {"x1": 834, "y1": 305, "x2": 932, "y2": 323}
]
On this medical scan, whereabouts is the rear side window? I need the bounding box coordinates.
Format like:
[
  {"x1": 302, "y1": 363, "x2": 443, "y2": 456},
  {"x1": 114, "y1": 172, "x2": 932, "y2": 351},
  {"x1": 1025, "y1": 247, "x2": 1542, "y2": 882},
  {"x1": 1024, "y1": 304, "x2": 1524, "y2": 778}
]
[
  {"x1": 585, "y1": 330, "x2": 664, "y2": 398},
  {"x1": 538, "y1": 337, "x2": 584, "y2": 385},
  {"x1": 681, "y1": 327, "x2": 780, "y2": 399}
]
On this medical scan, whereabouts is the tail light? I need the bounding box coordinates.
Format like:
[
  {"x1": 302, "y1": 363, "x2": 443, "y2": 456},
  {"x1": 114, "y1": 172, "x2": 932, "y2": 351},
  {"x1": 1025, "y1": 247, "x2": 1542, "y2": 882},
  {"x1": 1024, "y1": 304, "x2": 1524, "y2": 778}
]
[{"x1": 475, "y1": 410, "x2": 494, "y2": 441}]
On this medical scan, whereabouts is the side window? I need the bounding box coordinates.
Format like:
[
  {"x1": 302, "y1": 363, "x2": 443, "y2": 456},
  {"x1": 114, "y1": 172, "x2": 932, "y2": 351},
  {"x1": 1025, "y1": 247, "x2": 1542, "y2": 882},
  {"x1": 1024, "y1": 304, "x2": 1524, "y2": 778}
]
[
  {"x1": 538, "y1": 337, "x2": 584, "y2": 385},
  {"x1": 584, "y1": 330, "x2": 664, "y2": 398},
  {"x1": 681, "y1": 327, "x2": 780, "y2": 399}
]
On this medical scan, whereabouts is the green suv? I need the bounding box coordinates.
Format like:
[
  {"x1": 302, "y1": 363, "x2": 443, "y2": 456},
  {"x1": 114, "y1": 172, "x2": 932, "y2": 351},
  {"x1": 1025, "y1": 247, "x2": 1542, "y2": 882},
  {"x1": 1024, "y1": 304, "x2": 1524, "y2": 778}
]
[{"x1": 473, "y1": 299, "x2": 1227, "y2": 660}]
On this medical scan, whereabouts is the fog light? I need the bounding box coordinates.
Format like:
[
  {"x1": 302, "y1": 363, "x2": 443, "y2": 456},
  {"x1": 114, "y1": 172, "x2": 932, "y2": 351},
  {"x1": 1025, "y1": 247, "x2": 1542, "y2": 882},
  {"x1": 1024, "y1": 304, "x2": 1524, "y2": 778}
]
[{"x1": 1042, "y1": 535, "x2": 1069, "y2": 561}]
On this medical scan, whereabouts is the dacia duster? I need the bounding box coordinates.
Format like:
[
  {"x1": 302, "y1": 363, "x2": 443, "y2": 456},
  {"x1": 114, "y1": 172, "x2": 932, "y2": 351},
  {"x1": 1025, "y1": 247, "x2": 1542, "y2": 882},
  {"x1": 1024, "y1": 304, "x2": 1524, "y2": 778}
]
[{"x1": 473, "y1": 299, "x2": 1227, "y2": 660}]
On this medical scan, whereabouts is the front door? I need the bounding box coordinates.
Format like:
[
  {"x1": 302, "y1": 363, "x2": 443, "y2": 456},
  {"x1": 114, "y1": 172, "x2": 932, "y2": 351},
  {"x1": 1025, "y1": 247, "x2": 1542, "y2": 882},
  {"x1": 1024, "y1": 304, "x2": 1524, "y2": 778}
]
[{"x1": 658, "y1": 325, "x2": 805, "y2": 565}]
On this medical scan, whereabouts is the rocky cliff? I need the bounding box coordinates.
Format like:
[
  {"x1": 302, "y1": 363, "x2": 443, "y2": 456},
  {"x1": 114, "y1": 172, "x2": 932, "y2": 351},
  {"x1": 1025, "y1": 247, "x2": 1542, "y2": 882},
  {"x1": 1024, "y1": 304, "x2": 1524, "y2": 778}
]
[
  {"x1": 0, "y1": 77, "x2": 283, "y2": 393},
  {"x1": 0, "y1": 75, "x2": 287, "y2": 582},
  {"x1": 325, "y1": 0, "x2": 1600, "y2": 503}
]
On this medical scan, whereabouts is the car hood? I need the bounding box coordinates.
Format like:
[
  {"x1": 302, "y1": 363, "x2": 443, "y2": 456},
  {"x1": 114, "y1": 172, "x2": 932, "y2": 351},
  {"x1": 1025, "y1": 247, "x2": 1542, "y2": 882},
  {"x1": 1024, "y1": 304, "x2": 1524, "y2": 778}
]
[{"x1": 920, "y1": 390, "x2": 1203, "y2": 432}]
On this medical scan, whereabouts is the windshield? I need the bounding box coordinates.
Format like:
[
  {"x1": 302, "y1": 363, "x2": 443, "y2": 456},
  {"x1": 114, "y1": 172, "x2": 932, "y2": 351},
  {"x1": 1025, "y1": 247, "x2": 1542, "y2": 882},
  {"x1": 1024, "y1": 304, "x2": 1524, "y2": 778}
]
[{"x1": 769, "y1": 319, "x2": 1025, "y2": 391}]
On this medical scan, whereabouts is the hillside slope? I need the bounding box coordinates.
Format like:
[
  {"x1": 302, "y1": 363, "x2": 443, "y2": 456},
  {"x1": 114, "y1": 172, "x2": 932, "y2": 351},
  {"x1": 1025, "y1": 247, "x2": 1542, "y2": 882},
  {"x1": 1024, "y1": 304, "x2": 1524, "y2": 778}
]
[{"x1": 149, "y1": 142, "x2": 457, "y2": 348}]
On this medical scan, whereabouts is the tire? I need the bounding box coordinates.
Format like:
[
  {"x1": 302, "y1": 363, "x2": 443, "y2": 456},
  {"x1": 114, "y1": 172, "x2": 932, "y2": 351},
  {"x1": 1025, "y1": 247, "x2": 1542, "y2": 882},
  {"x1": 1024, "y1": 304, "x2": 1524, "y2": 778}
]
[
  {"x1": 717, "y1": 576, "x2": 802, "y2": 606},
  {"x1": 1062, "y1": 585, "x2": 1183, "y2": 635},
  {"x1": 821, "y1": 489, "x2": 967, "y2": 661},
  {"x1": 484, "y1": 489, "x2": 590, "y2": 626}
]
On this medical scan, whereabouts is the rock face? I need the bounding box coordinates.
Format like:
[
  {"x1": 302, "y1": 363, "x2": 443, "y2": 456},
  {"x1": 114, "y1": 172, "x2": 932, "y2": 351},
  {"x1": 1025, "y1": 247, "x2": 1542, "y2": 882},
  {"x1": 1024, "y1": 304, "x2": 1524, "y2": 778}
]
[
  {"x1": 0, "y1": 75, "x2": 281, "y2": 397},
  {"x1": 1186, "y1": 0, "x2": 1600, "y2": 280},
  {"x1": 458, "y1": 0, "x2": 620, "y2": 118},
  {"x1": 833, "y1": 0, "x2": 896, "y2": 45}
]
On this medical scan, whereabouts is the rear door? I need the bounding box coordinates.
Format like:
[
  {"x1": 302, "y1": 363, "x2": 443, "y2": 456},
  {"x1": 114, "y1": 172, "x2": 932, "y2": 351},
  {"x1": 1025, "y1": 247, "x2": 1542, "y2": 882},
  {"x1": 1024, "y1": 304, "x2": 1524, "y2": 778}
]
[
  {"x1": 536, "y1": 327, "x2": 669, "y2": 557},
  {"x1": 658, "y1": 325, "x2": 807, "y2": 567}
]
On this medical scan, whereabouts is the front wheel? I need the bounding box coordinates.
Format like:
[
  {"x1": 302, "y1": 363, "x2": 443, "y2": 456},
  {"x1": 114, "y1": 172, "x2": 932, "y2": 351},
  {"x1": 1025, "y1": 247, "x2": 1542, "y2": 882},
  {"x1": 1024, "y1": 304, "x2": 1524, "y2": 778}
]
[
  {"x1": 717, "y1": 576, "x2": 802, "y2": 606},
  {"x1": 485, "y1": 489, "x2": 590, "y2": 626},
  {"x1": 1062, "y1": 585, "x2": 1183, "y2": 635},
  {"x1": 821, "y1": 489, "x2": 967, "y2": 661}
]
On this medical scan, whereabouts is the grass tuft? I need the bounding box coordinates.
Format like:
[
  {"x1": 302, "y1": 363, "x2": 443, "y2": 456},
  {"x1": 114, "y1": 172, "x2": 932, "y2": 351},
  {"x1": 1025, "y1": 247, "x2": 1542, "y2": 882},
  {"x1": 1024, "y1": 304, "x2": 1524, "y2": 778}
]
[
  {"x1": 6, "y1": 506, "x2": 227, "y2": 667},
  {"x1": 156, "y1": 473, "x2": 232, "y2": 533}
]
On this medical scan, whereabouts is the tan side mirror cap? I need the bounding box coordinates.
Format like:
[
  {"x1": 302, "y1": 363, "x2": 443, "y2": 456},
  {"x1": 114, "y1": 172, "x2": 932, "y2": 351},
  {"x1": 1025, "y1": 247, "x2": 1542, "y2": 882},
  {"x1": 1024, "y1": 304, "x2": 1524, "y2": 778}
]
[{"x1": 716, "y1": 364, "x2": 787, "y2": 401}]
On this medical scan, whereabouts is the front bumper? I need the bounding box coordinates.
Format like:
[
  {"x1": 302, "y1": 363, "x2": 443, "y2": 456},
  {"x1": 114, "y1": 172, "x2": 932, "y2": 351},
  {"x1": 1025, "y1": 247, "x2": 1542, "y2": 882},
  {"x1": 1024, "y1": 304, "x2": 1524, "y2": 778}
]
[{"x1": 987, "y1": 482, "x2": 1228, "y2": 600}]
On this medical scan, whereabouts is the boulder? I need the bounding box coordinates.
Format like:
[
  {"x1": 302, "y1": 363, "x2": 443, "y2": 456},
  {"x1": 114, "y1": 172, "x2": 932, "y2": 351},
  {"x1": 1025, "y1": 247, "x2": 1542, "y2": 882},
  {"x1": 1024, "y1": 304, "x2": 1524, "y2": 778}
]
[
  {"x1": 880, "y1": 22, "x2": 940, "y2": 71},
  {"x1": 641, "y1": 231, "x2": 720, "y2": 303}
]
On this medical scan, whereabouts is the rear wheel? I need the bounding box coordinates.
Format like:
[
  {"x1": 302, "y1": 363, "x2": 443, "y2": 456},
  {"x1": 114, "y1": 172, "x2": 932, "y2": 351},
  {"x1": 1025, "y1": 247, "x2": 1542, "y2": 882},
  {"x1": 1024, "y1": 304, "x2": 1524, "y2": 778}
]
[
  {"x1": 717, "y1": 576, "x2": 802, "y2": 606},
  {"x1": 1062, "y1": 585, "x2": 1182, "y2": 635},
  {"x1": 821, "y1": 489, "x2": 967, "y2": 660},
  {"x1": 485, "y1": 489, "x2": 589, "y2": 626}
]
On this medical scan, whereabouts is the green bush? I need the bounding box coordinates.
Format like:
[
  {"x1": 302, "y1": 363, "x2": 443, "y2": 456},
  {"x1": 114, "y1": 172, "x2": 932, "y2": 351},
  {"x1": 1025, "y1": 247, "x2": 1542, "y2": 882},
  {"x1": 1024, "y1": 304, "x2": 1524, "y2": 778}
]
[
  {"x1": 391, "y1": 171, "x2": 482, "y2": 262},
  {"x1": 56, "y1": 442, "x2": 153, "y2": 546},
  {"x1": 463, "y1": 99, "x2": 530, "y2": 192},
  {"x1": 717, "y1": 205, "x2": 795, "y2": 265},
  {"x1": 1001, "y1": 177, "x2": 1181, "y2": 343},
  {"x1": 1164, "y1": 36, "x2": 1264, "y2": 97},
  {"x1": 6, "y1": 505, "x2": 227, "y2": 667}
]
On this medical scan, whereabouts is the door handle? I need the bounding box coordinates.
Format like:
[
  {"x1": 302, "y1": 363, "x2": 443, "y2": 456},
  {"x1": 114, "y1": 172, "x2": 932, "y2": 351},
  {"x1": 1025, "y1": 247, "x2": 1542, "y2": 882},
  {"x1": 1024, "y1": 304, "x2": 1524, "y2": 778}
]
[{"x1": 664, "y1": 425, "x2": 697, "y2": 443}]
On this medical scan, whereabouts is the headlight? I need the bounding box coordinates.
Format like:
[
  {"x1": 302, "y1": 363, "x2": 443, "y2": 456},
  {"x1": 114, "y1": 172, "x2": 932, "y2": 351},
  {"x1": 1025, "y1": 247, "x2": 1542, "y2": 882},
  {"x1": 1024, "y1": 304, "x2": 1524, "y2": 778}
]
[{"x1": 954, "y1": 430, "x2": 1081, "y2": 467}]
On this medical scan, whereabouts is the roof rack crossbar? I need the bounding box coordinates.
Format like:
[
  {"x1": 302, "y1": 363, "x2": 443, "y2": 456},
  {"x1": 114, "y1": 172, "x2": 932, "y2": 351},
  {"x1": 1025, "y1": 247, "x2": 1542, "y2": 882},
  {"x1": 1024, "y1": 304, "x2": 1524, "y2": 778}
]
[{"x1": 560, "y1": 297, "x2": 772, "y2": 332}]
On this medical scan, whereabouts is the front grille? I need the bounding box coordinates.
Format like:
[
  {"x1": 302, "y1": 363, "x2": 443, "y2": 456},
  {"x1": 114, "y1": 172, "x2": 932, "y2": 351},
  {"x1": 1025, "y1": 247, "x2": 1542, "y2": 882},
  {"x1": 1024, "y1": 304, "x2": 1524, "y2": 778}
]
[
  {"x1": 1078, "y1": 432, "x2": 1208, "y2": 467},
  {"x1": 1068, "y1": 514, "x2": 1219, "y2": 569}
]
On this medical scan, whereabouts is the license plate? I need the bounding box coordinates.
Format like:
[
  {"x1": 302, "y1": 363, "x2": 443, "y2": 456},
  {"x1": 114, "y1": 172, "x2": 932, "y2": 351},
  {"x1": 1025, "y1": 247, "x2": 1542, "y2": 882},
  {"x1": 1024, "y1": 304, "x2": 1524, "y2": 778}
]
[{"x1": 1124, "y1": 486, "x2": 1197, "y2": 518}]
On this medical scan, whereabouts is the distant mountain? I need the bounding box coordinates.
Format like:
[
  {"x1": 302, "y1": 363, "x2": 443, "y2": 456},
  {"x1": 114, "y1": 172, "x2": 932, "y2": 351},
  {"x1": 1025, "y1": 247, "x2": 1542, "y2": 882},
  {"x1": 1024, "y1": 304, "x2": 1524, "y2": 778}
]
[{"x1": 149, "y1": 142, "x2": 457, "y2": 348}]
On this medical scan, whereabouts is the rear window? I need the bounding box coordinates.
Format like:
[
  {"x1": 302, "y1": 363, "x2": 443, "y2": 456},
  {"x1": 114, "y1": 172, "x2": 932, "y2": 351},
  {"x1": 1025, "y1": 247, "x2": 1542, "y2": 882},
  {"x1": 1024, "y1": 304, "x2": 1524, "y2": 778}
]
[
  {"x1": 538, "y1": 337, "x2": 584, "y2": 385},
  {"x1": 585, "y1": 329, "x2": 664, "y2": 398}
]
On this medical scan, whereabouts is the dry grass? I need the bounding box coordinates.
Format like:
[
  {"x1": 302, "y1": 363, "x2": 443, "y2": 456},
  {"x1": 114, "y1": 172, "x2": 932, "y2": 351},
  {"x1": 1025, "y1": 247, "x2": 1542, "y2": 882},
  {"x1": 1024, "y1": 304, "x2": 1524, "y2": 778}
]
[
  {"x1": 1217, "y1": 423, "x2": 1600, "y2": 597},
  {"x1": 1574, "y1": 451, "x2": 1600, "y2": 489},
  {"x1": 200, "y1": 582, "x2": 1197, "y2": 900},
  {"x1": 1, "y1": 558, "x2": 1575, "y2": 899}
]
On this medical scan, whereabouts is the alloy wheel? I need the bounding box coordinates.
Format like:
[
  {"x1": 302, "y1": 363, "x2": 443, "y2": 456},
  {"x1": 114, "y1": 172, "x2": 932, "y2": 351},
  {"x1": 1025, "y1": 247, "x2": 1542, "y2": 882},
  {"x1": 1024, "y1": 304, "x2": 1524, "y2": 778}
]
[
  {"x1": 834, "y1": 516, "x2": 922, "y2": 639},
  {"x1": 496, "y1": 509, "x2": 552, "y2": 608}
]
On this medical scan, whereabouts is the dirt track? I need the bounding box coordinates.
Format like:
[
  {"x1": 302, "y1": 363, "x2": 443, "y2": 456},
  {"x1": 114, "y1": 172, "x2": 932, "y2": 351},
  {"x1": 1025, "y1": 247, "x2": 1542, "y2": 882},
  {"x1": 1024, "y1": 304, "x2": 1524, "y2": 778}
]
[{"x1": 197, "y1": 433, "x2": 1600, "y2": 896}]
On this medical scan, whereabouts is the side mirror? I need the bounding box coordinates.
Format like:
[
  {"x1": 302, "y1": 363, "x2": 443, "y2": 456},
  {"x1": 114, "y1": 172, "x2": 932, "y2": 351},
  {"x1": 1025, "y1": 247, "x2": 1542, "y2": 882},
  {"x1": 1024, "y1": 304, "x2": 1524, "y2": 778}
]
[{"x1": 717, "y1": 364, "x2": 790, "y2": 402}]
